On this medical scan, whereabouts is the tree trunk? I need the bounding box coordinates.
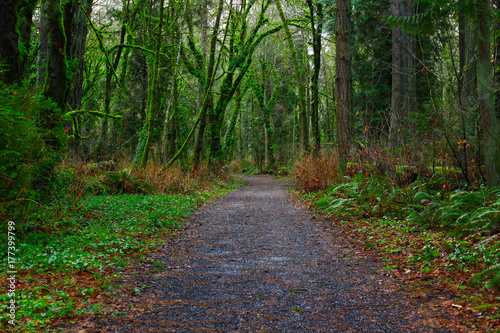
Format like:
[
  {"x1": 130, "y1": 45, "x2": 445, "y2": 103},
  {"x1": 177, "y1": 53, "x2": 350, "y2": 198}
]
[
  {"x1": 276, "y1": 0, "x2": 309, "y2": 152},
  {"x1": 38, "y1": 11, "x2": 48, "y2": 85},
  {"x1": 306, "y1": 0, "x2": 323, "y2": 152},
  {"x1": 0, "y1": 0, "x2": 21, "y2": 85},
  {"x1": 66, "y1": 0, "x2": 91, "y2": 157},
  {"x1": 405, "y1": 0, "x2": 416, "y2": 116},
  {"x1": 66, "y1": 0, "x2": 91, "y2": 111},
  {"x1": 390, "y1": 0, "x2": 415, "y2": 148},
  {"x1": 494, "y1": 0, "x2": 500, "y2": 119},
  {"x1": 390, "y1": 0, "x2": 404, "y2": 150},
  {"x1": 476, "y1": 0, "x2": 500, "y2": 187},
  {"x1": 18, "y1": 0, "x2": 37, "y2": 82},
  {"x1": 193, "y1": 0, "x2": 225, "y2": 168},
  {"x1": 335, "y1": 0, "x2": 352, "y2": 175},
  {"x1": 135, "y1": 0, "x2": 165, "y2": 168},
  {"x1": 223, "y1": 86, "x2": 242, "y2": 159},
  {"x1": 42, "y1": 0, "x2": 68, "y2": 109}
]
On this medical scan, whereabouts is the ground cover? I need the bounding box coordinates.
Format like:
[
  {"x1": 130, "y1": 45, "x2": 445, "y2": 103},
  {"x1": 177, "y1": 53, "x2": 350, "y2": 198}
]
[
  {"x1": 295, "y1": 171, "x2": 500, "y2": 332},
  {"x1": 0, "y1": 166, "x2": 241, "y2": 332}
]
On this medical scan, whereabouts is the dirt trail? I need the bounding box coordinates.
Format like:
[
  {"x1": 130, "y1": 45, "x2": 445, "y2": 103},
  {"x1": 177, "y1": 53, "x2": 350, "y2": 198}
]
[{"x1": 79, "y1": 175, "x2": 456, "y2": 332}]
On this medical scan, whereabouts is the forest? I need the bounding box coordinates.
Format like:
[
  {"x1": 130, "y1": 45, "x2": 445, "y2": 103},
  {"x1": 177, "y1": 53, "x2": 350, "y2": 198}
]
[{"x1": 0, "y1": 0, "x2": 500, "y2": 331}]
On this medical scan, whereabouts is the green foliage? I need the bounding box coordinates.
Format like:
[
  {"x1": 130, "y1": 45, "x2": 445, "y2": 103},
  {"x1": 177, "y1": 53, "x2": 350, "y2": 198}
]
[
  {"x1": 312, "y1": 170, "x2": 500, "y2": 291},
  {"x1": 0, "y1": 194, "x2": 195, "y2": 272},
  {"x1": 0, "y1": 83, "x2": 65, "y2": 216},
  {"x1": 0, "y1": 174, "x2": 240, "y2": 331},
  {"x1": 419, "y1": 188, "x2": 500, "y2": 235},
  {"x1": 469, "y1": 263, "x2": 500, "y2": 291},
  {"x1": 101, "y1": 171, "x2": 156, "y2": 194}
]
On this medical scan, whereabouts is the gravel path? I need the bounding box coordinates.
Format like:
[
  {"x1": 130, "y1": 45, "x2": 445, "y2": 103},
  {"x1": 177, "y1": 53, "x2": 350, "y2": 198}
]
[{"x1": 82, "y1": 175, "x2": 456, "y2": 332}]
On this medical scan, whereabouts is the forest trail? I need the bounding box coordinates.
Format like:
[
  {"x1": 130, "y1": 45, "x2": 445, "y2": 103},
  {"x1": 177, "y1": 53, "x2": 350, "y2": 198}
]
[{"x1": 74, "y1": 175, "x2": 456, "y2": 332}]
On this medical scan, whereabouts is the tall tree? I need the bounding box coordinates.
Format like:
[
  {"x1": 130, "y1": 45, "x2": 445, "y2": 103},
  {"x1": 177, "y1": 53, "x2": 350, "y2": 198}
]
[
  {"x1": 475, "y1": 0, "x2": 500, "y2": 187},
  {"x1": 0, "y1": 0, "x2": 21, "y2": 85},
  {"x1": 336, "y1": 0, "x2": 352, "y2": 174},
  {"x1": 134, "y1": 0, "x2": 166, "y2": 167},
  {"x1": 389, "y1": 0, "x2": 416, "y2": 150},
  {"x1": 42, "y1": 0, "x2": 68, "y2": 110},
  {"x1": 276, "y1": 0, "x2": 309, "y2": 152},
  {"x1": 169, "y1": 0, "x2": 282, "y2": 167},
  {"x1": 306, "y1": 0, "x2": 323, "y2": 152},
  {"x1": 18, "y1": 0, "x2": 38, "y2": 81}
]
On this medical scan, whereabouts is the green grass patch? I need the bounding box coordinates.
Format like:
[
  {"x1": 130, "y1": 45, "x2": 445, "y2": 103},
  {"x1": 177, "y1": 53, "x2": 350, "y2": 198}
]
[{"x1": 0, "y1": 180, "x2": 241, "y2": 332}]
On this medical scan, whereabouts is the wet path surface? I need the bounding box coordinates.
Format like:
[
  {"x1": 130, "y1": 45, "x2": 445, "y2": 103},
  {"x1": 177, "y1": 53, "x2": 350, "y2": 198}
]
[{"x1": 85, "y1": 176, "x2": 453, "y2": 332}]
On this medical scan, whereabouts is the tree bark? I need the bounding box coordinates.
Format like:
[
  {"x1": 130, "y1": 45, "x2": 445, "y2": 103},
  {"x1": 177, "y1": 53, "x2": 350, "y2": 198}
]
[
  {"x1": 276, "y1": 0, "x2": 309, "y2": 152},
  {"x1": 390, "y1": 0, "x2": 404, "y2": 150},
  {"x1": 193, "y1": 0, "x2": 224, "y2": 168},
  {"x1": 335, "y1": 0, "x2": 352, "y2": 175},
  {"x1": 476, "y1": 0, "x2": 500, "y2": 187},
  {"x1": 18, "y1": 0, "x2": 37, "y2": 82},
  {"x1": 0, "y1": 0, "x2": 21, "y2": 85},
  {"x1": 306, "y1": 0, "x2": 323, "y2": 152},
  {"x1": 42, "y1": 0, "x2": 68, "y2": 109},
  {"x1": 135, "y1": 0, "x2": 165, "y2": 168}
]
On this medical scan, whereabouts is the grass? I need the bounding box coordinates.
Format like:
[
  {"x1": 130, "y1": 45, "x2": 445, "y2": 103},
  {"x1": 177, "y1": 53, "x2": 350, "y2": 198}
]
[{"x1": 0, "y1": 167, "x2": 242, "y2": 332}]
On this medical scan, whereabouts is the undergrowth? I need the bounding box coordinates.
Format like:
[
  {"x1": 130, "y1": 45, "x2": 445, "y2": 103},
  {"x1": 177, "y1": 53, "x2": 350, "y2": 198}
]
[
  {"x1": 294, "y1": 152, "x2": 500, "y2": 328},
  {"x1": 0, "y1": 160, "x2": 240, "y2": 332}
]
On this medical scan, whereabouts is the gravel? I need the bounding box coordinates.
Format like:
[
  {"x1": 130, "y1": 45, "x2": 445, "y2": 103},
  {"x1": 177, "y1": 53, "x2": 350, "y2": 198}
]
[{"x1": 79, "y1": 175, "x2": 457, "y2": 332}]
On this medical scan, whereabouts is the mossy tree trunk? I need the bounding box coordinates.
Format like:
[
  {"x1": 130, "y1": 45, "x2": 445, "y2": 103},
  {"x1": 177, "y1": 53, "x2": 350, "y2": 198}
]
[
  {"x1": 276, "y1": 0, "x2": 308, "y2": 152},
  {"x1": 476, "y1": 0, "x2": 500, "y2": 187},
  {"x1": 42, "y1": 0, "x2": 68, "y2": 111},
  {"x1": 134, "y1": 0, "x2": 166, "y2": 168},
  {"x1": 248, "y1": 63, "x2": 278, "y2": 171},
  {"x1": 37, "y1": 0, "x2": 68, "y2": 188},
  {"x1": 306, "y1": 0, "x2": 323, "y2": 152},
  {"x1": 18, "y1": 0, "x2": 38, "y2": 81},
  {"x1": 0, "y1": 0, "x2": 21, "y2": 85}
]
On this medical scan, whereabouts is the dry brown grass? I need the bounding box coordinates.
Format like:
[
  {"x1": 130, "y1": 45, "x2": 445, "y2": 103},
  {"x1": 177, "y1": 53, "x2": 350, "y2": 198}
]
[
  {"x1": 62, "y1": 157, "x2": 232, "y2": 197},
  {"x1": 294, "y1": 153, "x2": 340, "y2": 192}
]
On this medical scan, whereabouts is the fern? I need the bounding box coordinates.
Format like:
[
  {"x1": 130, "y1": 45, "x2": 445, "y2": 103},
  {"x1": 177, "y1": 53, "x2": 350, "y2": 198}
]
[
  {"x1": 456, "y1": 207, "x2": 500, "y2": 236},
  {"x1": 469, "y1": 263, "x2": 500, "y2": 291},
  {"x1": 324, "y1": 198, "x2": 357, "y2": 215}
]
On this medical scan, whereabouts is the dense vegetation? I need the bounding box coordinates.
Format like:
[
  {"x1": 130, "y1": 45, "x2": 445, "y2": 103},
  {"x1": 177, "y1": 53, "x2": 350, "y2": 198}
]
[{"x1": 1, "y1": 0, "x2": 500, "y2": 330}]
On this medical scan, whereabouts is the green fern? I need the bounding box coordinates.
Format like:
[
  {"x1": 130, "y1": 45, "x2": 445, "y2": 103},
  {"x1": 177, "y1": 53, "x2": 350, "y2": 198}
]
[{"x1": 469, "y1": 263, "x2": 500, "y2": 291}]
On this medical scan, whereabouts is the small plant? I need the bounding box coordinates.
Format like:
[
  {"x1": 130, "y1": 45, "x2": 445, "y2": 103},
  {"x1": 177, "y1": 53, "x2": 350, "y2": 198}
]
[{"x1": 469, "y1": 264, "x2": 500, "y2": 291}]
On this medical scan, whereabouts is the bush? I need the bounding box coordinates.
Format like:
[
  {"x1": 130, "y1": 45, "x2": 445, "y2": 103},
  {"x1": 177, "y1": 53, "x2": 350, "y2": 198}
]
[
  {"x1": 0, "y1": 84, "x2": 64, "y2": 219},
  {"x1": 294, "y1": 153, "x2": 340, "y2": 192}
]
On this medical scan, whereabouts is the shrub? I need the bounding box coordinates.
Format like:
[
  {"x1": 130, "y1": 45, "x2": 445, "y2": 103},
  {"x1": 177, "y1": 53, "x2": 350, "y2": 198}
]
[
  {"x1": 0, "y1": 84, "x2": 64, "y2": 219},
  {"x1": 294, "y1": 153, "x2": 340, "y2": 192}
]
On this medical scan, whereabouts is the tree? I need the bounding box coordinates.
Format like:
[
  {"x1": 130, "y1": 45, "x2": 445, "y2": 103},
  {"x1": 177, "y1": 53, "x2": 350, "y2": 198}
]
[
  {"x1": 475, "y1": 0, "x2": 500, "y2": 187},
  {"x1": 0, "y1": 0, "x2": 21, "y2": 85},
  {"x1": 169, "y1": 0, "x2": 283, "y2": 167},
  {"x1": 306, "y1": 0, "x2": 323, "y2": 152},
  {"x1": 276, "y1": 0, "x2": 309, "y2": 152},
  {"x1": 335, "y1": 0, "x2": 352, "y2": 174},
  {"x1": 134, "y1": 0, "x2": 166, "y2": 168},
  {"x1": 42, "y1": 0, "x2": 68, "y2": 110},
  {"x1": 389, "y1": 0, "x2": 415, "y2": 150}
]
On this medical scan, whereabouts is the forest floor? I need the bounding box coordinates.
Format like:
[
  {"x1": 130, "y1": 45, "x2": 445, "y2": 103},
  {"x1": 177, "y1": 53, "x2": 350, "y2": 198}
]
[{"x1": 61, "y1": 175, "x2": 485, "y2": 332}]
